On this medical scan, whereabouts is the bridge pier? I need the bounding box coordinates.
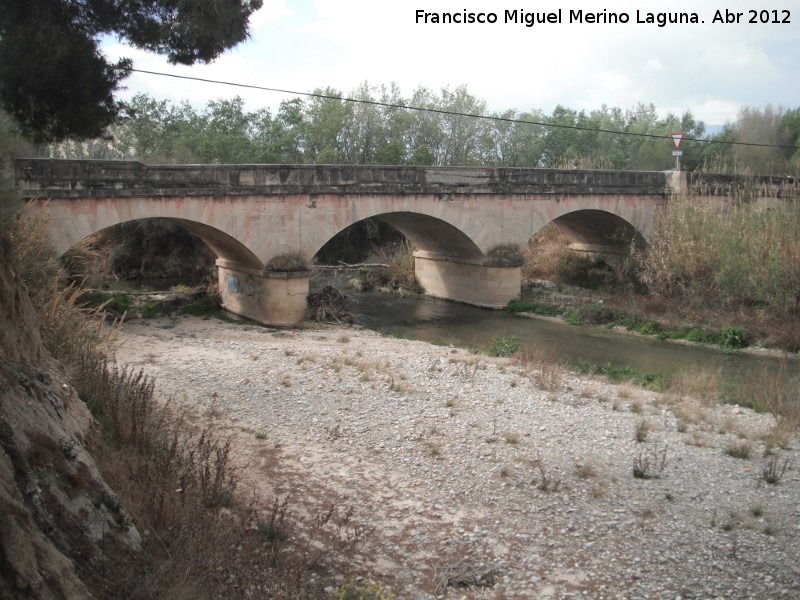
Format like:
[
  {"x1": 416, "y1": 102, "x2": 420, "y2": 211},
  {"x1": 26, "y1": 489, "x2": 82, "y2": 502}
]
[
  {"x1": 413, "y1": 251, "x2": 521, "y2": 309},
  {"x1": 216, "y1": 259, "x2": 308, "y2": 326}
]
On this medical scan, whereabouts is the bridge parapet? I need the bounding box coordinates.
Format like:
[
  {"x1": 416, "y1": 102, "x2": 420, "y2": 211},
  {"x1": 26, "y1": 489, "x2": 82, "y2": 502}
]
[
  {"x1": 685, "y1": 172, "x2": 797, "y2": 198},
  {"x1": 16, "y1": 159, "x2": 668, "y2": 198}
]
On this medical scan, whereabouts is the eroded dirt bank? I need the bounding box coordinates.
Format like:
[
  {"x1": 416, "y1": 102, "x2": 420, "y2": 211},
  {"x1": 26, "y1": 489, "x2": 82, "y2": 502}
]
[{"x1": 115, "y1": 316, "x2": 800, "y2": 599}]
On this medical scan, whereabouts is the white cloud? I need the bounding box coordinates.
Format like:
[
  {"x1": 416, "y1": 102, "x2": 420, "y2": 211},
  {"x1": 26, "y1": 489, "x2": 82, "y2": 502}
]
[
  {"x1": 249, "y1": 0, "x2": 294, "y2": 28},
  {"x1": 102, "y1": 0, "x2": 800, "y2": 125}
]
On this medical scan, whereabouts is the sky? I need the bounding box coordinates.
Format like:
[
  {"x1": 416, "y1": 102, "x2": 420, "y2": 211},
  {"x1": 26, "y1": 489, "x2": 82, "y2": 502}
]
[{"x1": 102, "y1": 0, "x2": 800, "y2": 127}]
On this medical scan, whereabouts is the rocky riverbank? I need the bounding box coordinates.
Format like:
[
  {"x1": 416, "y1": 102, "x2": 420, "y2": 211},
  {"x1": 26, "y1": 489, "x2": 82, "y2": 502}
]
[{"x1": 115, "y1": 316, "x2": 800, "y2": 599}]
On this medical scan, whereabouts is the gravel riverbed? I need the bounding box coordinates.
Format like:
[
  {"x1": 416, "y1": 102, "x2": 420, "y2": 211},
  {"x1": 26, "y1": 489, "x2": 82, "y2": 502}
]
[{"x1": 114, "y1": 316, "x2": 800, "y2": 599}]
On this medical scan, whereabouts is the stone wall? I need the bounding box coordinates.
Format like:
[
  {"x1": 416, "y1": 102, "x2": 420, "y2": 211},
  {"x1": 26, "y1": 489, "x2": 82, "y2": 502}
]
[{"x1": 16, "y1": 159, "x2": 668, "y2": 198}]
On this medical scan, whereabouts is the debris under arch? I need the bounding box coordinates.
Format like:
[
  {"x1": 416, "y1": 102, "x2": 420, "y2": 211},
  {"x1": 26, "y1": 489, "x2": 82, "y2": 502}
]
[{"x1": 307, "y1": 285, "x2": 355, "y2": 324}]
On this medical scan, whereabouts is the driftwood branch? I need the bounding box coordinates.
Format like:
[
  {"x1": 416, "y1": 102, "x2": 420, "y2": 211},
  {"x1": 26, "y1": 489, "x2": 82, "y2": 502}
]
[
  {"x1": 434, "y1": 559, "x2": 499, "y2": 595},
  {"x1": 313, "y1": 262, "x2": 390, "y2": 270}
]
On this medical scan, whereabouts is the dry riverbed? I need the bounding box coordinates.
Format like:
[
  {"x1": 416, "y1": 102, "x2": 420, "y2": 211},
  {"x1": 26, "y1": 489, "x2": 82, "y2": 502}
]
[{"x1": 114, "y1": 315, "x2": 800, "y2": 599}]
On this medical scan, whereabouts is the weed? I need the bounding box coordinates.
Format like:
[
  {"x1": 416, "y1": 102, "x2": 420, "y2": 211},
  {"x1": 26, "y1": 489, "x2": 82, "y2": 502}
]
[
  {"x1": 720, "y1": 326, "x2": 749, "y2": 350},
  {"x1": 504, "y1": 432, "x2": 520, "y2": 445},
  {"x1": 514, "y1": 344, "x2": 565, "y2": 391},
  {"x1": 761, "y1": 455, "x2": 791, "y2": 484},
  {"x1": 266, "y1": 252, "x2": 308, "y2": 272},
  {"x1": 575, "y1": 360, "x2": 666, "y2": 391},
  {"x1": 633, "y1": 445, "x2": 668, "y2": 479},
  {"x1": 506, "y1": 299, "x2": 564, "y2": 317},
  {"x1": 725, "y1": 440, "x2": 752, "y2": 459},
  {"x1": 635, "y1": 419, "x2": 650, "y2": 443},
  {"x1": 425, "y1": 441, "x2": 442, "y2": 459},
  {"x1": 336, "y1": 579, "x2": 395, "y2": 600},
  {"x1": 487, "y1": 335, "x2": 520, "y2": 357},
  {"x1": 575, "y1": 464, "x2": 597, "y2": 479},
  {"x1": 178, "y1": 293, "x2": 220, "y2": 316},
  {"x1": 532, "y1": 458, "x2": 561, "y2": 492},
  {"x1": 637, "y1": 194, "x2": 800, "y2": 318},
  {"x1": 721, "y1": 512, "x2": 741, "y2": 532},
  {"x1": 668, "y1": 367, "x2": 722, "y2": 406}
]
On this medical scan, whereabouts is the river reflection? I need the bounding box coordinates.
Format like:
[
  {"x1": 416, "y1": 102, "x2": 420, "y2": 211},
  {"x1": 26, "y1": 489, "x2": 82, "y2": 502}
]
[{"x1": 325, "y1": 278, "x2": 798, "y2": 390}]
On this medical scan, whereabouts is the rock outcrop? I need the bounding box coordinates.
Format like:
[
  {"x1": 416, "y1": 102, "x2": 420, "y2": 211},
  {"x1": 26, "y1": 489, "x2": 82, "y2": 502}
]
[{"x1": 0, "y1": 232, "x2": 140, "y2": 599}]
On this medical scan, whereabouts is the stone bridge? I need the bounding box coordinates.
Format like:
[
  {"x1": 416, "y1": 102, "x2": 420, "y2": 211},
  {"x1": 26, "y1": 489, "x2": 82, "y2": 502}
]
[{"x1": 15, "y1": 159, "x2": 796, "y2": 325}]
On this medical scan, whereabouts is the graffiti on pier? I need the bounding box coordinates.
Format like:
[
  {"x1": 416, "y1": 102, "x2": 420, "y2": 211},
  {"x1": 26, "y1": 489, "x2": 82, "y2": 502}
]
[{"x1": 225, "y1": 273, "x2": 258, "y2": 297}]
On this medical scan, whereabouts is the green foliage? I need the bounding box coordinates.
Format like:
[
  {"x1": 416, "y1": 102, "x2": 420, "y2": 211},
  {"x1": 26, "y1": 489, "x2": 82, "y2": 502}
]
[
  {"x1": 506, "y1": 299, "x2": 563, "y2": 317},
  {"x1": 178, "y1": 294, "x2": 220, "y2": 317},
  {"x1": 720, "y1": 326, "x2": 749, "y2": 350},
  {"x1": 575, "y1": 360, "x2": 666, "y2": 391},
  {"x1": 0, "y1": 0, "x2": 262, "y2": 142},
  {"x1": 487, "y1": 335, "x2": 521, "y2": 357},
  {"x1": 87, "y1": 291, "x2": 133, "y2": 315}
]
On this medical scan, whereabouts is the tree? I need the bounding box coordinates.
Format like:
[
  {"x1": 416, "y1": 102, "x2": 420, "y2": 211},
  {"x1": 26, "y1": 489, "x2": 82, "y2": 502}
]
[{"x1": 0, "y1": 0, "x2": 262, "y2": 143}]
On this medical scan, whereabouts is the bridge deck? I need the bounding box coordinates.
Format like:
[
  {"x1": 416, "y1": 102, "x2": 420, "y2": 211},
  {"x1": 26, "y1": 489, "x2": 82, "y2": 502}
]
[{"x1": 16, "y1": 159, "x2": 670, "y2": 198}]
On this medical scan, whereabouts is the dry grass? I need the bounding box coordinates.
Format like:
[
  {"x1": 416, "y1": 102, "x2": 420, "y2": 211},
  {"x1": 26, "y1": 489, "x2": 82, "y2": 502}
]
[
  {"x1": 521, "y1": 222, "x2": 572, "y2": 280},
  {"x1": 8, "y1": 214, "x2": 364, "y2": 598},
  {"x1": 635, "y1": 195, "x2": 800, "y2": 318},
  {"x1": 514, "y1": 344, "x2": 566, "y2": 391},
  {"x1": 667, "y1": 366, "x2": 722, "y2": 407},
  {"x1": 266, "y1": 251, "x2": 308, "y2": 272}
]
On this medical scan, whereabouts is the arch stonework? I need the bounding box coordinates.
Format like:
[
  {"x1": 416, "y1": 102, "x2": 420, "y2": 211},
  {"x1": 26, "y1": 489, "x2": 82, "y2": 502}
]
[{"x1": 17, "y1": 160, "x2": 685, "y2": 325}]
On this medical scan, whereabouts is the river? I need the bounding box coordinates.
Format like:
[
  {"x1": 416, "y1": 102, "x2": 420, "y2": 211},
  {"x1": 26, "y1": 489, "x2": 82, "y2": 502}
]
[{"x1": 313, "y1": 273, "x2": 799, "y2": 394}]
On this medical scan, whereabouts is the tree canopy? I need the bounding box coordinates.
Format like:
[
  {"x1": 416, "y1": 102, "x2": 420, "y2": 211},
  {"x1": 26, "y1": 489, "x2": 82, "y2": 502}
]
[
  {"x1": 39, "y1": 79, "x2": 800, "y2": 175},
  {"x1": 0, "y1": 0, "x2": 262, "y2": 142}
]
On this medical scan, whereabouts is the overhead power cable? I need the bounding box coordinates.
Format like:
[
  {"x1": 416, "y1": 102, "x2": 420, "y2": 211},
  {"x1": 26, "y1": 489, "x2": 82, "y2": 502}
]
[{"x1": 123, "y1": 68, "x2": 800, "y2": 151}]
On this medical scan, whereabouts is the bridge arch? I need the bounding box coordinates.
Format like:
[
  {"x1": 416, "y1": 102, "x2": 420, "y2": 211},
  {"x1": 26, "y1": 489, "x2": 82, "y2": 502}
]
[
  {"x1": 309, "y1": 211, "x2": 483, "y2": 262},
  {"x1": 539, "y1": 208, "x2": 647, "y2": 259},
  {"x1": 38, "y1": 202, "x2": 264, "y2": 271}
]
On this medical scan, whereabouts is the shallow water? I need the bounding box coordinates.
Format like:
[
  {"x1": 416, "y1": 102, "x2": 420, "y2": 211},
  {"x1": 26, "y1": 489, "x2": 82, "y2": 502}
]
[{"x1": 318, "y1": 275, "x2": 799, "y2": 391}]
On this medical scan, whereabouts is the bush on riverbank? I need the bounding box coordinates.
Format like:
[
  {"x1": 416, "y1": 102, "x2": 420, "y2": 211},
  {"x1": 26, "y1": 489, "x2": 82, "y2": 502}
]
[
  {"x1": 633, "y1": 195, "x2": 800, "y2": 319},
  {"x1": 517, "y1": 194, "x2": 800, "y2": 351},
  {"x1": 358, "y1": 240, "x2": 423, "y2": 294},
  {"x1": 507, "y1": 299, "x2": 751, "y2": 351}
]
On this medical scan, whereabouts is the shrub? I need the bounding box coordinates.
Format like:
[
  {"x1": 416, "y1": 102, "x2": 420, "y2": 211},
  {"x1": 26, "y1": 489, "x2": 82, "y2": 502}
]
[
  {"x1": 725, "y1": 440, "x2": 753, "y2": 459},
  {"x1": 266, "y1": 252, "x2": 308, "y2": 272},
  {"x1": 484, "y1": 244, "x2": 524, "y2": 267},
  {"x1": 637, "y1": 195, "x2": 800, "y2": 318},
  {"x1": 577, "y1": 303, "x2": 618, "y2": 325},
  {"x1": 761, "y1": 455, "x2": 791, "y2": 484},
  {"x1": 487, "y1": 335, "x2": 520, "y2": 357},
  {"x1": 554, "y1": 253, "x2": 617, "y2": 289},
  {"x1": 635, "y1": 419, "x2": 650, "y2": 443},
  {"x1": 506, "y1": 299, "x2": 563, "y2": 317},
  {"x1": 720, "y1": 326, "x2": 749, "y2": 350},
  {"x1": 633, "y1": 445, "x2": 667, "y2": 479}
]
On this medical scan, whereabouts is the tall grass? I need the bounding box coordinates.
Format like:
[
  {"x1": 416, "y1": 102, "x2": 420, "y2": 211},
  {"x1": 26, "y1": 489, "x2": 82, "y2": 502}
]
[
  {"x1": 7, "y1": 213, "x2": 364, "y2": 598},
  {"x1": 635, "y1": 195, "x2": 800, "y2": 318}
]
